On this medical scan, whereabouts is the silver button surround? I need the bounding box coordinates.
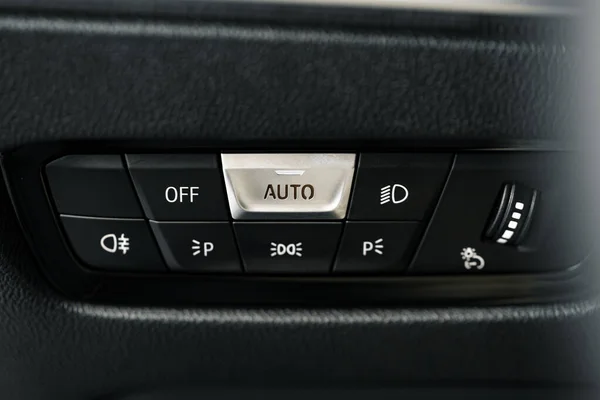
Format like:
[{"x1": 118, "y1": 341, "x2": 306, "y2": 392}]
[{"x1": 221, "y1": 153, "x2": 356, "y2": 220}]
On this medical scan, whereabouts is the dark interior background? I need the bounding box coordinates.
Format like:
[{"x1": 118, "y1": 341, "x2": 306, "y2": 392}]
[{"x1": 0, "y1": 2, "x2": 597, "y2": 399}]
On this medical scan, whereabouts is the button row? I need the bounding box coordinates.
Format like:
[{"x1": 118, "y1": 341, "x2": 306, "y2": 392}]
[
  {"x1": 46, "y1": 152, "x2": 588, "y2": 277},
  {"x1": 60, "y1": 217, "x2": 420, "y2": 274},
  {"x1": 45, "y1": 153, "x2": 452, "y2": 274},
  {"x1": 46, "y1": 153, "x2": 453, "y2": 222}
]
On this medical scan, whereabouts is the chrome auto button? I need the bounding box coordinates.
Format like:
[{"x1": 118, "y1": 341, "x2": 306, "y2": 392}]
[{"x1": 221, "y1": 154, "x2": 356, "y2": 220}]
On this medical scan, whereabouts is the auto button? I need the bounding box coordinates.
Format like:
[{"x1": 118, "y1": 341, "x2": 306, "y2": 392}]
[{"x1": 222, "y1": 154, "x2": 356, "y2": 220}]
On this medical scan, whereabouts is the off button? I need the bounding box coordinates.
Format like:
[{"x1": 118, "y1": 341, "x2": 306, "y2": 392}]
[{"x1": 126, "y1": 154, "x2": 229, "y2": 221}]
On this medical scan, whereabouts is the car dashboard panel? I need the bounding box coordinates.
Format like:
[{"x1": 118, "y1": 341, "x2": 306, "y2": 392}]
[{"x1": 0, "y1": 0, "x2": 598, "y2": 399}]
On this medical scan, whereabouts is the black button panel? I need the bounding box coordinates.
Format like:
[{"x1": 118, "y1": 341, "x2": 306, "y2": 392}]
[
  {"x1": 349, "y1": 154, "x2": 452, "y2": 221},
  {"x1": 334, "y1": 222, "x2": 419, "y2": 273},
  {"x1": 61, "y1": 215, "x2": 165, "y2": 271},
  {"x1": 43, "y1": 152, "x2": 589, "y2": 278},
  {"x1": 234, "y1": 223, "x2": 343, "y2": 274},
  {"x1": 150, "y1": 222, "x2": 241, "y2": 272},
  {"x1": 126, "y1": 154, "x2": 229, "y2": 221}
]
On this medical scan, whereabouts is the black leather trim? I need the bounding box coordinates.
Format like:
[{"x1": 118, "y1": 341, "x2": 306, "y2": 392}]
[{"x1": 0, "y1": 15, "x2": 575, "y2": 152}]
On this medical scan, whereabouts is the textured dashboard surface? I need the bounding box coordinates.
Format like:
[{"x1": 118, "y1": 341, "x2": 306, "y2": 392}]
[
  {"x1": 0, "y1": 15, "x2": 574, "y2": 151},
  {"x1": 0, "y1": 9, "x2": 597, "y2": 400}
]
